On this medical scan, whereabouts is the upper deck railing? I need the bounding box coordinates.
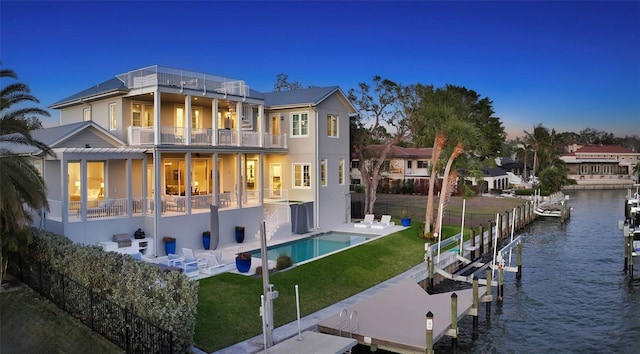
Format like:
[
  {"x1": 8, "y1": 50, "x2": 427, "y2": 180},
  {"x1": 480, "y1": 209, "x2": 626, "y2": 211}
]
[{"x1": 116, "y1": 65, "x2": 250, "y2": 97}]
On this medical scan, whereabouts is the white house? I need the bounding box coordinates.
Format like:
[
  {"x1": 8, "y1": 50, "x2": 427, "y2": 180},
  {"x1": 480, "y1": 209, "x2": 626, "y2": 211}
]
[
  {"x1": 560, "y1": 144, "x2": 639, "y2": 185},
  {"x1": 17, "y1": 65, "x2": 356, "y2": 256}
]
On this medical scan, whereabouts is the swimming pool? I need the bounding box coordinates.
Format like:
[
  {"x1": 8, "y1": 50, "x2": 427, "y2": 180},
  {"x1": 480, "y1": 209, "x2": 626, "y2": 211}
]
[{"x1": 252, "y1": 232, "x2": 378, "y2": 265}]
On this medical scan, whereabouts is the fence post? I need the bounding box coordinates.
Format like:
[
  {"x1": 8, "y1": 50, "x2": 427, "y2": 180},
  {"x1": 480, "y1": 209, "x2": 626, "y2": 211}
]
[{"x1": 125, "y1": 308, "x2": 131, "y2": 353}]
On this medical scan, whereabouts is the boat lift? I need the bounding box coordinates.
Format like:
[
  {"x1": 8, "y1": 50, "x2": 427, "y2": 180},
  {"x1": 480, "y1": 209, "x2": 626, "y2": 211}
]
[{"x1": 426, "y1": 207, "x2": 523, "y2": 290}]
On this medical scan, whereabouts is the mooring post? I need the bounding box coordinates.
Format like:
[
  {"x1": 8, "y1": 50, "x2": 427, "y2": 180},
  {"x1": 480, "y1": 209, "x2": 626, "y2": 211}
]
[
  {"x1": 487, "y1": 221, "x2": 494, "y2": 253},
  {"x1": 516, "y1": 242, "x2": 523, "y2": 280},
  {"x1": 504, "y1": 210, "x2": 510, "y2": 240},
  {"x1": 425, "y1": 243, "x2": 431, "y2": 291},
  {"x1": 497, "y1": 257, "x2": 504, "y2": 302},
  {"x1": 450, "y1": 292, "x2": 458, "y2": 351},
  {"x1": 470, "y1": 228, "x2": 476, "y2": 260},
  {"x1": 472, "y1": 277, "x2": 479, "y2": 339},
  {"x1": 478, "y1": 225, "x2": 485, "y2": 255},
  {"x1": 623, "y1": 224, "x2": 630, "y2": 273},
  {"x1": 485, "y1": 269, "x2": 492, "y2": 320},
  {"x1": 426, "y1": 311, "x2": 434, "y2": 354}
]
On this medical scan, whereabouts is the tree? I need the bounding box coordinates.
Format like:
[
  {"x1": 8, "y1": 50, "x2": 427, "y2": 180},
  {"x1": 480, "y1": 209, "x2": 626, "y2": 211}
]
[
  {"x1": 349, "y1": 76, "x2": 417, "y2": 215},
  {"x1": 523, "y1": 124, "x2": 551, "y2": 182},
  {"x1": 273, "y1": 73, "x2": 302, "y2": 92},
  {"x1": 0, "y1": 66, "x2": 53, "y2": 283},
  {"x1": 414, "y1": 85, "x2": 498, "y2": 237}
]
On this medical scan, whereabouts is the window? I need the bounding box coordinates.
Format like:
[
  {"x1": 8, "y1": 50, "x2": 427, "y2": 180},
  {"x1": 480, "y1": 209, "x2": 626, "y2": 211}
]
[
  {"x1": 291, "y1": 112, "x2": 309, "y2": 137},
  {"x1": 417, "y1": 160, "x2": 429, "y2": 168},
  {"x1": 407, "y1": 160, "x2": 412, "y2": 169},
  {"x1": 132, "y1": 103, "x2": 154, "y2": 127},
  {"x1": 109, "y1": 103, "x2": 117, "y2": 130},
  {"x1": 293, "y1": 164, "x2": 311, "y2": 188},
  {"x1": 83, "y1": 108, "x2": 91, "y2": 121},
  {"x1": 327, "y1": 115, "x2": 338, "y2": 137},
  {"x1": 191, "y1": 107, "x2": 202, "y2": 129},
  {"x1": 320, "y1": 159, "x2": 327, "y2": 186},
  {"x1": 351, "y1": 160, "x2": 360, "y2": 169},
  {"x1": 338, "y1": 159, "x2": 345, "y2": 185}
]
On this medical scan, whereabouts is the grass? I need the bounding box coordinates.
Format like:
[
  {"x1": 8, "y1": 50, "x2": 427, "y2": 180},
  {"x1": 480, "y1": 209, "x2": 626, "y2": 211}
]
[
  {"x1": 0, "y1": 283, "x2": 123, "y2": 354},
  {"x1": 196, "y1": 224, "x2": 446, "y2": 352}
]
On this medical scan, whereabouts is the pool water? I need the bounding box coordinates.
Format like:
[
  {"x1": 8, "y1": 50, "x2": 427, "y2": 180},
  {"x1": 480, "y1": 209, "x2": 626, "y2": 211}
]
[{"x1": 252, "y1": 232, "x2": 377, "y2": 264}]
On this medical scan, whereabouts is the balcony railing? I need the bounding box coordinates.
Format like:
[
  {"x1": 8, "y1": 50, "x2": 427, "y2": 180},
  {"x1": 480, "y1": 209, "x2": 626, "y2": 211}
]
[{"x1": 117, "y1": 65, "x2": 251, "y2": 98}]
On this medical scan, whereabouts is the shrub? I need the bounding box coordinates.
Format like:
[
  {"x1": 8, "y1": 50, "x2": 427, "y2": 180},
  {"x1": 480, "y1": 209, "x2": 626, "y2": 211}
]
[
  {"x1": 276, "y1": 254, "x2": 293, "y2": 270},
  {"x1": 16, "y1": 229, "x2": 198, "y2": 352}
]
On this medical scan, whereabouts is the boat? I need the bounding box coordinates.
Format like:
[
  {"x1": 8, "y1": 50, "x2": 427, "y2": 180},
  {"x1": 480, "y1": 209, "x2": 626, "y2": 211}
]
[
  {"x1": 535, "y1": 196, "x2": 571, "y2": 219},
  {"x1": 534, "y1": 207, "x2": 562, "y2": 217}
]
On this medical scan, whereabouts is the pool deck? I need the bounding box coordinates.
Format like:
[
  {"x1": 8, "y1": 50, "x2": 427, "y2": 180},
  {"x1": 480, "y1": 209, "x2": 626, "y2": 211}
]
[
  {"x1": 190, "y1": 222, "x2": 404, "y2": 280},
  {"x1": 191, "y1": 223, "x2": 410, "y2": 354}
]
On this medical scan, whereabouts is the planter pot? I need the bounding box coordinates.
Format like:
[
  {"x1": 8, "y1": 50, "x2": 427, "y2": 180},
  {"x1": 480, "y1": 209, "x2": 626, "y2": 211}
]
[
  {"x1": 164, "y1": 240, "x2": 176, "y2": 255},
  {"x1": 235, "y1": 257, "x2": 251, "y2": 273},
  {"x1": 235, "y1": 226, "x2": 245, "y2": 243},
  {"x1": 401, "y1": 218, "x2": 411, "y2": 227},
  {"x1": 202, "y1": 233, "x2": 211, "y2": 250}
]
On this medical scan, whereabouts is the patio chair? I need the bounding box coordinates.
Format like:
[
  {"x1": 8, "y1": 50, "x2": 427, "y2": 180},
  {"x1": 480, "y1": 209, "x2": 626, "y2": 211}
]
[
  {"x1": 354, "y1": 214, "x2": 376, "y2": 228},
  {"x1": 164, "y1": 253, "x2": 200, "y2": 278},
  {"x1": 183, "y1": 248, "x2": 208, "y2": 268},
  {"x1": 371, "y1": 214, "x2": 395, "y2": 229}
]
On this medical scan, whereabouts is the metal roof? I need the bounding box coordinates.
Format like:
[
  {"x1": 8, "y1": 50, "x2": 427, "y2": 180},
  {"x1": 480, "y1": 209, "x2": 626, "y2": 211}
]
[{"x1": 49, "y1": 78, "x2": 128, "y2": 108}]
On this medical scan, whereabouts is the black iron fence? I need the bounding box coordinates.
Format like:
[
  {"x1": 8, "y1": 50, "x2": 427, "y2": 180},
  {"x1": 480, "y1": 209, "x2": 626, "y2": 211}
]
[{"x1": 13, "y1": 257, "x2": 174, "y2": 354}]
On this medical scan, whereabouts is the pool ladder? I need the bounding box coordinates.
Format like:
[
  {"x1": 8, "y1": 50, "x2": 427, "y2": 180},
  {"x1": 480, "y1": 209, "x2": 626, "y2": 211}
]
[{"x1": 338, "y1": 309, "x2": 360, "y2": 338}]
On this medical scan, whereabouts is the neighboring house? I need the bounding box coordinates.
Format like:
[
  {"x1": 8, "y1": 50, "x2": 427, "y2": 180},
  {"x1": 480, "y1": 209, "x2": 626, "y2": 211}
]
[
  {"x1": 11, "y1": 65, "x2": 355, "y2": 256},
  {"x1": 560, "y1": 144, "x2": 639, "y2": 186},
  {"x1": 463, "y1": 167, "x2": 510, "y2": 194},
  {"x1": 350, "y1": 145, "x2": 433, "y2": 186}
]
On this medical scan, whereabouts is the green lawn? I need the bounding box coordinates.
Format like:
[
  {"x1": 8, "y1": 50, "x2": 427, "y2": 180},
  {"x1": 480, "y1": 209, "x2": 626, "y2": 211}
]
[{"x1": 194, "y1": 223, "x2": 453, "y2": 352}]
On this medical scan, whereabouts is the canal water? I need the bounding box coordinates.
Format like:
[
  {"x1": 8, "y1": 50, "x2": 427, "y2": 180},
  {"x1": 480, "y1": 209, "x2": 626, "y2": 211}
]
[{"x1": 360, "y1": 189, "x2": 640, "y2": 353}]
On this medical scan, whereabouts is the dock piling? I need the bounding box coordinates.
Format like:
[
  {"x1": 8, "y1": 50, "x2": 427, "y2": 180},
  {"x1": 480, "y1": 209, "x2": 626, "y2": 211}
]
[
  {"x1": 450, "y1": 293, "x2": 458, "y2": 351},
  {"x1": 472, "y1": 277, "x2": 479, "y2": 339},
  {"x1": 516, "y1": 243, "x2": 522, "y2": 280},
  {"x1": 485, "y1": 269, "x2": 492, "y2": 320},
  {"x1": 426, "y1": 311, "x2": 434, "y2": 354}
]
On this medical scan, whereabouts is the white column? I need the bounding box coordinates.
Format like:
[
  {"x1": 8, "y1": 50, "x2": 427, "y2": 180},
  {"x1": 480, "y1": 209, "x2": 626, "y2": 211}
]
[
  {"x1": 154, "y1": 91, "x2": 161, "y2": 145},
  {"x1": 237, "y1": 153, "x2": 242, "y2": 208},
  {"x1": 127, "y1": 158, "x2": 133, "y2": 216},
  {"x1": 213, "y1": 153, "x2": 219, "y2": 205},
  {"x1": 185, "y1": 95, "x2": 192, "y2": 145},
  {"x1": 235, "y1": 101, "x2": 242, "y2": 147},
  {"x1": 212, "y1": 98, "x2": 218, "y2": 146},
  {"x1": 258, "y1": 104, "x2": 264, "y2": 147},
  {"x1": 186, "y1": 152, "x2": 191, "y2": 214}
]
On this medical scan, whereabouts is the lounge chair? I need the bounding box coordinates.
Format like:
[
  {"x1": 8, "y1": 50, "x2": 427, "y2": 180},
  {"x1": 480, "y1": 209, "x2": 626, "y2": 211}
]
[
  {"x1": 354, "y1": 214, "x2": 375, "y2": 228},
  {"x1": 182, "y1": 248, "x2": 208, "y2": 268},
  {"x1": 371, "y1": 215, "x2": 395, "y2": 229},
  {"x1": 162, "y1": 253, "x2": 200, "y2": 278}
]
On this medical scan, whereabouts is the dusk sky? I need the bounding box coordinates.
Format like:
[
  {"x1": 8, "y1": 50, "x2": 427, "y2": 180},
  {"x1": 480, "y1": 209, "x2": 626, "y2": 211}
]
[{"x1": 2, "y1": 1, "x2": 639, "y2": 139}]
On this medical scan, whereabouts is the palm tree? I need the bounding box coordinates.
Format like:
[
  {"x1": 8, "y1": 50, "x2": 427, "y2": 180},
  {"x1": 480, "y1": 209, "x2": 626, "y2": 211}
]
[
  {"x1": 524, "y1": 124, "x2": 551, "y2": 183},
  {"x1": 0, "y1": 66, "x2": 53, "y2": 283}
]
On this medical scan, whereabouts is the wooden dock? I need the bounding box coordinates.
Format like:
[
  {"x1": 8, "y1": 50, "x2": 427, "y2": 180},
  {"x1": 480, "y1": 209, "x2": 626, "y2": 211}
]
[{"x1": 316, "y1": 278, "x2": 487, "y2": 353}]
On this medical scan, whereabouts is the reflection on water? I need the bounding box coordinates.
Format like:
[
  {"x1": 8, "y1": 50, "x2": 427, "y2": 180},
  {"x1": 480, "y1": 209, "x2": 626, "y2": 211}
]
[{"x1": 357, "y1": 189, "x2": 640, "y2": 354}]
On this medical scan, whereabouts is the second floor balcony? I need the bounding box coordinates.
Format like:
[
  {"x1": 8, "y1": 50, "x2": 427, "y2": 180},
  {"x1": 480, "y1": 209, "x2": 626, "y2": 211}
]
[{"x1": 127, "y1": 126, "x2": 287, "y2": 149}]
